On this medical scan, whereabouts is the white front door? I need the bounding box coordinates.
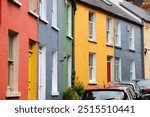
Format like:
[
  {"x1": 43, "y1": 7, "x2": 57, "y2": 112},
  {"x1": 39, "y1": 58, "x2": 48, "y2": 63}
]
[
  {"x1": 51, "y1": 50, "x2": 59, "y2": 96},
  {"x1": 38, "y1": 46, "x2": 46, "y2": 100}
]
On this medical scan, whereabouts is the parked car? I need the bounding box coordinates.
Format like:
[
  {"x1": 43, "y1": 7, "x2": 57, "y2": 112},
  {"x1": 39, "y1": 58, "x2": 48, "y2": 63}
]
[
  {"x1": 109, "y1": 81, "x2": 142, "y2": 99},
  {"x1": 137, "y1": 79, "x2": 150, "y2": 100},
  {"x1": 82, "y1": 85, "x2": 136, "y2": 100}
]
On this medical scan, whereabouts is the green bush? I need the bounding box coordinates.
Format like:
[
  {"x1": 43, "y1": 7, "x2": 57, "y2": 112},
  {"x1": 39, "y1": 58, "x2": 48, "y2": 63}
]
[
  {"x1": 73, "y1": 78, "x2": 85, "y2": 98},
  {"x1": 63, "y1": 87, "x2": 79, "y2": 100}
]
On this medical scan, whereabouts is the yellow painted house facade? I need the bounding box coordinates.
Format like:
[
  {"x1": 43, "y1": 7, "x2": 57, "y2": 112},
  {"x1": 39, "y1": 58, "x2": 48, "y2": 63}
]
[
  {"x1": 74, "y1": 2, "x2": 114, "y2": 87},
  {"x1": 144, "y1": 22, "x2": 150, "y2": 79}
]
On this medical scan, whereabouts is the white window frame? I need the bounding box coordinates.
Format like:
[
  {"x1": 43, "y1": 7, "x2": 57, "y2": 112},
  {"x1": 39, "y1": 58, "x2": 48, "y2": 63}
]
[
  {"x1": 129, "y1": 26, "x2": 135, "y2": 50},
  {"x1": 52, "y1": 0, "x2": 58, "y2": 28},
  {"x1": 115, "y1": 57, "x2": 121, "y2": 81},
  {"x1": 130, "y1": 60, "x2": 136, "y2": 80},
  {"x1": 106, "y1": 17, "x2": 112, "y2": 45},
  {"x1": 115, "y1": 21, "x2": 121, "y2": 47},
  {"x1": 89, "y1": 53, "x2": 96, "y2": 84},
  {"x1": 51, "y1": 50, "x2": 59, "y2": 96},
  {"x1": 89, "y1": 11, "x2": 96, "y2": 41},
  {"x1": 67, "y1": 2, "x2": 72, "y2": 38},
  {"x1": 38, "y1": 46, "x2": 46, "y2": 100},
  {"x1": 67, "y1": 56, "x2": 72, "y2": 87},
  {"x1": 6, "y1": 30, "x2": 21, "y2": 97},
  {"x1": 39, "y1": 0, "x2": 47, "y2": 21}
]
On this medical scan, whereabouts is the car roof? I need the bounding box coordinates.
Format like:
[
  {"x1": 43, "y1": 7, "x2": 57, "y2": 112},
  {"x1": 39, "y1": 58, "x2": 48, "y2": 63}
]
[{"x1": 84, "y1": 85, "x2": 129, "y2": 91}]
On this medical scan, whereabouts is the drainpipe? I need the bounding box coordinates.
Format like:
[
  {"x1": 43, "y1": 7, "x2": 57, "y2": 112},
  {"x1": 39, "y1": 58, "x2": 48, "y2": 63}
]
[
  {"x1": 71, "y1": 0, "x2": 76, "y2": 87},
  {"x1": 141, "y1": 22, "x2": 145, "y2": 79}
]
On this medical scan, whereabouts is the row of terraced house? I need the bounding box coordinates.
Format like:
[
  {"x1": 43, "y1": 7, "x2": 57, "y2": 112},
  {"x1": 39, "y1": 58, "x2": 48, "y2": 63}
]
[{"x1": 0, "y1": 0, "x2": 150, "y2": 100}]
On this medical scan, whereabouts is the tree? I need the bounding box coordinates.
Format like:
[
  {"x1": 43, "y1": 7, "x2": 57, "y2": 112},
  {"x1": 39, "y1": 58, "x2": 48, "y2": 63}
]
[{"x1": 126, "y1": 0, "x2": 144, "y2": 6}]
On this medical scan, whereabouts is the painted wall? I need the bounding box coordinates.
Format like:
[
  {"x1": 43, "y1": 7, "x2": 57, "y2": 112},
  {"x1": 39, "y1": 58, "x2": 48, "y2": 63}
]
[
  {"x1": 74, "y1": 3, "x2": 114, "y2": 87},
  {"x1": 38, "y1": 0, "x2": 63, "y2": 99},
  {"x1": 0, "y1": 0, "x2": 38, "y2": 99},
  {"x1": 144, "y1": 22, "x2": 150, "y2": 79},
  {"x1": 62, "y1": 1, "x2": 73, "y2": 90},
  {"x1": 114, "y1": 18, "x2": 144, "y2": 81}
]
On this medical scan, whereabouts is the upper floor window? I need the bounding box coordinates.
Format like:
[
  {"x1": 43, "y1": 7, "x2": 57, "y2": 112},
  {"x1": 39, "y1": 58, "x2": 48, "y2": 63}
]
[
  {"x1": 39, "y1": 0, "x2": 47, "y2": 20},
  {"x1": 129, "y1": 26, "x2": 135, "y2": 50},
  {"x1": 67, "y1": 2, "x2": 72, "y2": 37},
  {"x1": 29, "y1": 0, "x2": 37, "y2": 13},
  {"x1": 52, "y1": 0, "x2": 58, "y2": 28},
  {"x1": 115, "y1": 21, "x2": 121, "y2": 47},
  {"x1": 89, "y1": 11, "x2": 96, "y2": 41},
  {"x1": 106, "y1": 17, "x2": 112, "y2": 45}
]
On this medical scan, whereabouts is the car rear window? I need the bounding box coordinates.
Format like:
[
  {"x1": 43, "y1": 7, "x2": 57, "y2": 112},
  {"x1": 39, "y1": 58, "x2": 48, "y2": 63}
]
[{"x1": 83, "y1": 91, "x2": 126, "y2": 100}]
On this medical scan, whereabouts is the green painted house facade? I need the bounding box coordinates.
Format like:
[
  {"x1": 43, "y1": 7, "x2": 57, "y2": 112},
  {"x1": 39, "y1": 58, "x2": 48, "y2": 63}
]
[{"x1": 62, "y1": 0, "x2": 76, "y2": 91}]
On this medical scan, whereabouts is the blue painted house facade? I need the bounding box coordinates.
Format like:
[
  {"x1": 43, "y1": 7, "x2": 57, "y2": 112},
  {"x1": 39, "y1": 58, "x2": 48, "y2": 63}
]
[
  {"x1": 114, "y1": 18, "x2": 144, "y2": 81},
  {"x1": 38, "y1": 0, "x2": 63, "y2": 100}
]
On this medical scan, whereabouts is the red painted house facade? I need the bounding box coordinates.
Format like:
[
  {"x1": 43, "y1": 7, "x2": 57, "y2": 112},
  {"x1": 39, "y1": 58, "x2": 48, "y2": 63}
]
[{"x1": 0, "y1": 0, "x2": 38, "y2": 100}]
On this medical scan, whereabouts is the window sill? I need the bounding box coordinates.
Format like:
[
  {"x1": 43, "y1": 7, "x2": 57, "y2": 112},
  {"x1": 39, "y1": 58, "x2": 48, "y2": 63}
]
[
  {"x1": 88, "y1": 40, "x2": 97, "y2": 44},
  {"x1": 39, "y1": 17, "x2": 49, "y2": 24},
  {"x1": 11, "y1": 0, "x2": 22, "y2": 7},
  {"x1": 129, "y1": 49, "x2": 135, "y2": 52},
  {"x1": 6, "y1": 91, "x2": 21, "y2": 98},
  {"x1": 28, "y1": 10, "x2": 39, "y2": 18},
  {"x1": 115, "y1": 46, "x2": 122, "y2": 49},
  {"x1": 52, "y1": 26, "x2": 60, "y2": 31},
  {"x1": 67, "y1": 35, "x2": 73, "y2": 40},
  {"x1": 106, "y1": 44, "x2": 113, "y2": 47},
  {"x1": 51, "y1": 91, "x2": 59, "y2": 96},
  {"x1": 88, "y1": 81, "x2": 97, "y2": 85}
]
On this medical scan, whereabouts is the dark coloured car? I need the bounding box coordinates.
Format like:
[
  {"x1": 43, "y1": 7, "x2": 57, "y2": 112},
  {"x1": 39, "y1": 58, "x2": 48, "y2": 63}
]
[
  {"x1": 82, "y1": 85, "x2": 136, "y2": 100},
  {"x1": 137, "y1": 79, "x2": 150, "y2": 99},
  {"x1": 109, "y1": 81, "x2": 142, "y2": 99}
]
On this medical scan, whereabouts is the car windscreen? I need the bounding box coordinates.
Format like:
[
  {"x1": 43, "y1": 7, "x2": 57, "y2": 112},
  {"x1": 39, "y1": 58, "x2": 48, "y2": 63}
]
[
  {"x1": 84, "y1": 91, "x2": 125, "y2": 100},
  {"x1": 137, "y1": 80, "x2": 150, "y2": 89}
]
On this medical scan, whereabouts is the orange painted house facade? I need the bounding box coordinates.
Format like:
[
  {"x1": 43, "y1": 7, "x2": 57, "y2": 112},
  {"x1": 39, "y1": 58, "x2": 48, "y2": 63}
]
[{"x1": 0, "y1": 0, "x2": 38, "y2": 100}]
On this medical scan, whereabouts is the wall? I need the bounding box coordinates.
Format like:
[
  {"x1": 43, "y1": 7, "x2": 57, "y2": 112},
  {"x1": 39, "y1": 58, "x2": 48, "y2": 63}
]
[
  {"x1": 38, "y1": 0, "x2": 63, "y2": 99},
  {"x1": 75, "y1": 3, "x2": 114, "y2": 87},
  {"x1": 0, "y1": 0, "x2": 38, "y2": 99},
  {"x1": 144, "y1": 22, "x2": 150, "y2": 79},
  {"x1": 114, "y1": 18, "x2": 144, "y2": 81}
]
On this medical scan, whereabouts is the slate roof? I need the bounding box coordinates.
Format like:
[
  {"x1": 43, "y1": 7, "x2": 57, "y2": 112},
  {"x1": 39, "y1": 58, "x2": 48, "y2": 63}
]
[
  {"x1": 76, "y1": 0, "x2": 142, "y2": 25},
  {"x1": 120, "y1": 1, "x2": 150, "y2": 22}
]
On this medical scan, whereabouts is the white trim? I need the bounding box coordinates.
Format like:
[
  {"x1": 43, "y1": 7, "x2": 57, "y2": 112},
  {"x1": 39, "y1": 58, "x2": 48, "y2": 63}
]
[
  {"x1": 115, "y1": 21, "x2": 121, "y2": 47},
  {"x1": 106, "y1": 17, "x2": 112, "y2": 45},
  {"x1": 129, "y1": 26, "x2": 135, "y2": 50},
  {"x1": 89, "y1": 11, "x2": 96, "y2": 41},
  {"x1": 130, "y1": 60, "x2": 136, "y2": 80},
  {"x1": 52, "y1": 0, "x2": 58, "y2": 28},
  {"x1": 38, "y1": 46, "x2": 46, "y2": 100},
  {"x1": 67, "y1": 56, "x2": 72, "y2": 87},
  {"x1": 51, "y1": 51, "x2": 59, "y2": 96},
  {"x1": 67, "y1": 4, "x2": 72, "y2": 37},
  {"x1": 40, "y1": 0, "x2": 47, "y2": 21},
  {"x1": 115, "y1": 57, "x2": 122, "y2": 81},
  {"x1": 89, "y1": 53, "x2": 96, "y2": 84}
]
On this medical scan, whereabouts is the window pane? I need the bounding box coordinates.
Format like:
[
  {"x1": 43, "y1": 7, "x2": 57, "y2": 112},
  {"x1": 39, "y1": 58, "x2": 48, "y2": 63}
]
[
  {"x1": 89, "y1": 21, "x2": 94, "y2": 37},
  {"x1": 89, "y1": 54, "x2": 93, "y2": 66},
  {"x1": 8, "y1": 37, "x2": 13, "y2": 60}
]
